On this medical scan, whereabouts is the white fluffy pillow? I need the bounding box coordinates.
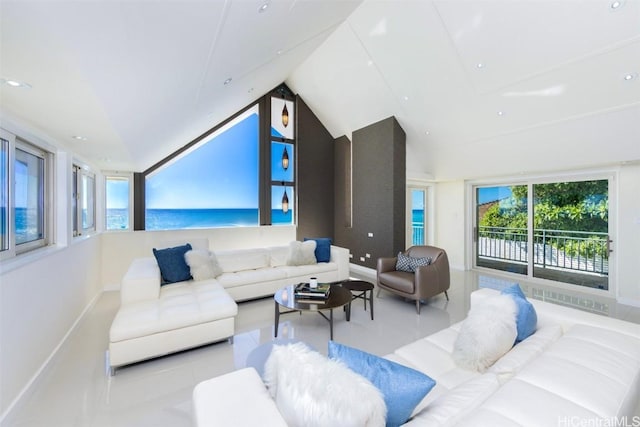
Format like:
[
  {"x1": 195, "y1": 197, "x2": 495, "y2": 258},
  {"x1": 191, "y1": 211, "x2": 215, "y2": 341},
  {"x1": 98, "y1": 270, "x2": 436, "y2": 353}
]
[
  {"x1": 263, "y1": 342, "x2": 386, "y2": 427},
  {"x1": 452, "y1": 294, "x2": 518, "y2": 372},
  {"x1": 184, "y1": 249, "x2": 222, "y2": 281},
  {"x1": 286, "y1": 240, "x2": 317, "y2": 266}
]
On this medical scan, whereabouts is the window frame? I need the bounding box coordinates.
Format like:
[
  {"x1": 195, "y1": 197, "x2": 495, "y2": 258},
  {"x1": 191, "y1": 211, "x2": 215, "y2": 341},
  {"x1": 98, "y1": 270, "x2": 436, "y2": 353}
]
[
  {"x1": 104, "y1": 172, "x2": 133, "y2": 232},
  {"x1": 0, "y1": 129, "x2": 54, "y2": 259},
  {"x1": 72, "y1": 163, "x2": 96, "y2": 236}
]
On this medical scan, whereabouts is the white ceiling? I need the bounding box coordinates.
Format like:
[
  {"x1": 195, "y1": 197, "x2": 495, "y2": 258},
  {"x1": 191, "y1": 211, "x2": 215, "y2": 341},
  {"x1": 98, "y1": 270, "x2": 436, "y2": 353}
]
[{"x1": 1, "y1": 0, "x2": 639, "y2": 180}]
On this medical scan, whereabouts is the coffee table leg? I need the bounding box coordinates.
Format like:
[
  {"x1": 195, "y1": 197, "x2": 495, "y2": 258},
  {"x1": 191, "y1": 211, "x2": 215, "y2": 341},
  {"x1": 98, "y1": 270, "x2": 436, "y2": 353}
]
[
  {"x1": 274, "y1": 301, "x2": 279, "y2": 337},
  {"x1": 370, "y1": 289, "x2": 374, "y2": 320},
  {"x1": 330, "y1": 309, "x2": 333, "y2": 340}
]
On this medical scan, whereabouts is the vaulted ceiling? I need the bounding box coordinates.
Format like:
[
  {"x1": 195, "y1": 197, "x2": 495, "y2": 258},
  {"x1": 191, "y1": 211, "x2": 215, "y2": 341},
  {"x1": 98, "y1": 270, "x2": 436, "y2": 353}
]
[{"x1": 1, "y1": 0, "x2": 639, "y2": 180}]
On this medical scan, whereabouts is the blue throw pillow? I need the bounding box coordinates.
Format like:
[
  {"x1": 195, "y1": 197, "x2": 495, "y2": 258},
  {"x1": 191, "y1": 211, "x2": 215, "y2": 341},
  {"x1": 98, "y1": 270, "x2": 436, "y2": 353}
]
[
  {"x1": 152, "y1": 243, "x2": 193, "y2": 285},
  {"x1": 501, "y1": 284, "x2": 537, "y2": 343},
  {"x1": 303, "y1": 237, "x2": 332, "y2": 263},
  {"x1": 328, "y1": 341, "x2": 436, "y2": 427}
]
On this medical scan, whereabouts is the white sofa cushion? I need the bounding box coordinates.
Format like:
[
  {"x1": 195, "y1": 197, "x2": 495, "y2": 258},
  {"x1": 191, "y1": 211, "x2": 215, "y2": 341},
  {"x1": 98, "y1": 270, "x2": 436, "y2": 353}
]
[
  {"x1": 216, "y1": 267, "x2": 287, "y2": 288},
  {"x1": 216, "y1": 248, "x2": 271, "y2": 273},
  {"x1": 404, "y1": 373, "x2": 501, "y2": 426},
  {"x1": 488, "y1": 324, "x2": 563, "y2": 382},
  {"x1": 269, "y1": 246, "x2": 289, "y2": 267},
  {"x1": 263, "y1": 342, "x2": 386, "y2": 427},
  {"x1": 110, "y1": 281, "x2": 237, "y2": 342}
]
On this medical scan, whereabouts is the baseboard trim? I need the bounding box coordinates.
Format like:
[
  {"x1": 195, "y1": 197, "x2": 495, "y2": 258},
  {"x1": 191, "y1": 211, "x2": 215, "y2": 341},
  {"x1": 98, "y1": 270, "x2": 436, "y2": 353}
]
[
  {"x1": 0, "y1": 291, "x2": 102, "y2": 423},
  {"x1": 349, "y1": 263, "x2": 376, "y2": 280},
  {"x1": 617, "y1": 296, "x2": 640, "y2": 308}
]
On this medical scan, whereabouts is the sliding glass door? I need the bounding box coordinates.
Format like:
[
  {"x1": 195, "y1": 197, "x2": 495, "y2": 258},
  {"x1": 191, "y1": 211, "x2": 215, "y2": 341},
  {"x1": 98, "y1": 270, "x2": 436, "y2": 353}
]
[
  {"x1": 474, "y1": 178, "x2": 611, "y2": 291},
  {"x1": 532, "y1": 180, "x2": 609, "y2": 290},
  {"x1": 475, "y1": 185, "x2": 528, "y2": 275}
]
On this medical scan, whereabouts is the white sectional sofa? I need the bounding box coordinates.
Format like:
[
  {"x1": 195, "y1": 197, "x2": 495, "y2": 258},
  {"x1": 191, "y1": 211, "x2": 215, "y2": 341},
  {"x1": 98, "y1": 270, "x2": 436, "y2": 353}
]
[
  {"x1": 192, "y1": 288, "x2": 640, "y2": 426},
  {"x1": 109, "y1": 239, "x2": 350, "y2": 372}
]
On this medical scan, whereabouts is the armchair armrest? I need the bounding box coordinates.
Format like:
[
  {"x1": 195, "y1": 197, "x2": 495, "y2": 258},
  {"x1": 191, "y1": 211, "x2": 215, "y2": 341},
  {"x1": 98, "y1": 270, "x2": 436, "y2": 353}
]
[
  {"x1": 120, "y1": 257, "x2": 161, "y2": 305},
  {"x1": 377, "y1": 257, "x2": 398, "y2": 274}
]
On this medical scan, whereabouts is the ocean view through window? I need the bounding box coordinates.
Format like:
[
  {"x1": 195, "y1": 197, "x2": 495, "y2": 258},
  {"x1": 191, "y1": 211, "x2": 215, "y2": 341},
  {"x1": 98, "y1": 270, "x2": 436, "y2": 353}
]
[{"x1": 144, "y1": 106, "x2": 260, "y2": 230}]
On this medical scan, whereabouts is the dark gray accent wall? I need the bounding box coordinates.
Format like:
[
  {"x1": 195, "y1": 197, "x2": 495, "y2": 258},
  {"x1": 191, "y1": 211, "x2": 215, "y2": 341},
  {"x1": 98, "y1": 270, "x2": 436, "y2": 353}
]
[
  {"x1": 295, "y1": 95, "x2": 335, "y2": 240},
  {"x1": 334, "y1": 117, "x2": 406, "y2": 269},
  {"x1": 133, "y1": 172, "x2": 145, "y2": 231}
]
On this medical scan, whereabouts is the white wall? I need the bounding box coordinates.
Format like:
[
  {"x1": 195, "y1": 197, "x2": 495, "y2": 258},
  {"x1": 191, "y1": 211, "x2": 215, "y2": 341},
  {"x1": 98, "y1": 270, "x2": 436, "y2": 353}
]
[
  {"x1": 101, "y1": 226, "x2": 297, "y2": 289},
  {"x1": 0, "y1": 236, "x2": 103, "y2": 419},
  {"x1": 616, "y1": 164, "x2": 640, "y2": 305},
  {"x1": 432, "y1": 166, "x2": 640, "y2": 307},
  {"x1": 433, "y1": 181, "x2": 466, "y2": 270}
]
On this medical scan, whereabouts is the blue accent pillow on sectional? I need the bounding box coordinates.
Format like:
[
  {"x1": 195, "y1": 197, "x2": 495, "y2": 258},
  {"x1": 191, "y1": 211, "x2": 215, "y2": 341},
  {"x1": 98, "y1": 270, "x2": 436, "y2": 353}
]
[
  {"x1": 303, "y1": 237, "x2": 332, "y2": 263},
  {"x1": 153, "y1": 243, "x2": 193, "y2": 285},
  {"x1": 501, "y1": 283, "x2": 537, "y2": 343},
  {"x1": 328, "y1": 341, "x2": 436, "y2": 427}
]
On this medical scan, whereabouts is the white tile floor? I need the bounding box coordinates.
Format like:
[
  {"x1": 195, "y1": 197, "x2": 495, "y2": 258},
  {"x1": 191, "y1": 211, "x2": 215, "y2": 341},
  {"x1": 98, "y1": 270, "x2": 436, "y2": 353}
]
[{"x1": 5, "y1": 270, "x2": 639, "y2": 427}]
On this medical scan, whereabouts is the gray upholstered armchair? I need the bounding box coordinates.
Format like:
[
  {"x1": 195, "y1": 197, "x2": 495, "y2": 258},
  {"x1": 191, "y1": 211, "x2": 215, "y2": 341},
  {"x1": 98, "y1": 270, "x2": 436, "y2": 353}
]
[{"x1": 376, "y1": 245, "x2": 450, "y2": 314}]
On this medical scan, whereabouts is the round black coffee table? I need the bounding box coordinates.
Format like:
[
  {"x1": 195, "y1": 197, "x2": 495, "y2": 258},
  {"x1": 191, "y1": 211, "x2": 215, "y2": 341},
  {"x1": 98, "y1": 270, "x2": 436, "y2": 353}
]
[{"x1": 274, "y1": 283, "x2": 352, "y2": 340}]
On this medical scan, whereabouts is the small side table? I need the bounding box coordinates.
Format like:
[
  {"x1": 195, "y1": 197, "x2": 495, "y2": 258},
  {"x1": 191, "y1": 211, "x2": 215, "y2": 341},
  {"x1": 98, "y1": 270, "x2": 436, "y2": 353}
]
[{"x1": 341, "y1": 280, "x2": 374, "y2": 321}]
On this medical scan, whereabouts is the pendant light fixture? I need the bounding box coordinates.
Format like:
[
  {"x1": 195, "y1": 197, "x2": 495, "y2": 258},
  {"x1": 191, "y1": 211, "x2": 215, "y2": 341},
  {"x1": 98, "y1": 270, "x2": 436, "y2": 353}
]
[
  {"x1": 281, "y1": 188, "x2": 289, "y2": 214},
  {"x1": 282, "y1": 102, "x2": 289, "y2": 128},
  {"x1": 281, "y1": 146, "x2": 289, "y2": 170}
]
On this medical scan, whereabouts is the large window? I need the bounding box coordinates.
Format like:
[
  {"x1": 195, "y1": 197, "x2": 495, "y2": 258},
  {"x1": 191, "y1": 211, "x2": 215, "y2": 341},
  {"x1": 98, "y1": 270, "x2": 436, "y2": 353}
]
[
  {"x1": 474, "y1": 178, "x2": 611, "y2": 291},
  {"x1": 1, "y1": 129, "x2": 52, "y2": 258},
  {"x1": 145, "y1": 105, "x2": 260, "y2": 230},
  {"x1": 105, "y1": 175, "x2": 131, "y2": 230}
]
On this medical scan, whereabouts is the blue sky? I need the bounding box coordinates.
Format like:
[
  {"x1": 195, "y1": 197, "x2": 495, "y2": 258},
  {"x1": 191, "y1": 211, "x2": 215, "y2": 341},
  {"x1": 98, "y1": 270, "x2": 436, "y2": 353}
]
[
  {"x1": 144, "y1": 113, "x2": 260, "y2": 209},
  {"x1": 477, "y1": 186, "x2": 513, "y2": 204},
  {"x1": 411, "y1": 190, "x2": 424, "y2": 210}
]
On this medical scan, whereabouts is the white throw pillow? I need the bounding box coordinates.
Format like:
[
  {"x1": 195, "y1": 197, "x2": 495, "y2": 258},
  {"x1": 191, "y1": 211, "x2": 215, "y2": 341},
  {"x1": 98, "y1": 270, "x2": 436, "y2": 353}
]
[
  {"x1": 452, "y1": 294, "x2": 518, "y2": 372},
  {"x1": 184, "y1": 249, "x2": 222, "y2": 281},
  {"x1": 263, "y1": 342, "x2": 386, "y2": 427},
  {"x1": 286, "y1": 240, "x2": 317, "y2": 266}
]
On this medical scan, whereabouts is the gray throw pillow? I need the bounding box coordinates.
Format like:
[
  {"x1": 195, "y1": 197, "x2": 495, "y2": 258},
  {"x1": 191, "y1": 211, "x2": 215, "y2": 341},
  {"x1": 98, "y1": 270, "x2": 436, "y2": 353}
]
[{"x1": 396, "y1": 252, "x2": 431, "y2": 273}]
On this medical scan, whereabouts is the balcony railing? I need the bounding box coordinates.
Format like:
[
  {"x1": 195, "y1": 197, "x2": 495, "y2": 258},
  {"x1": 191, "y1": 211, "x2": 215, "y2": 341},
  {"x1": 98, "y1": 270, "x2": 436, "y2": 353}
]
[
  {"x1": 477, "y1": 226, "x2": 609, "y2": 275},
  {"x1": 412, "y1": 223, "x2": 424, "y2": 246}
]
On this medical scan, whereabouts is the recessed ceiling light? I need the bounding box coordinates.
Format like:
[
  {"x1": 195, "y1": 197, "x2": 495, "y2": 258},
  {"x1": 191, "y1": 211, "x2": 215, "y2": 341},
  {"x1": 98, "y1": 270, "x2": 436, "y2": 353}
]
[
  {"x1": 223, "y1": 77, "x2": 232, "y2": 85},
  {"x1": 476, "y1": 63, "x2": 484, "y2": 69},
  {"x1": 367, "y1": 60, "x2": 374, "y2": 67},
  {"x1": 276, "y1": 49, "x2": 283, "y2": 55},
  {"x1": 1, "y1": 78, "x2": 32, "y2": 89},
  {"x1": 425, "y1": 131, "x2": 430, "y2": 135},
  {"x1": 497, "y1": 111, "x2": 505, "y2": 116},
  {"x1": 403, "y1": 96, "x2": 409, "y2": 101},
  {"x1": 72, "y1": 135, "x2": 88, "y2": 141},
  {"x1": 258, "y1": 2, "x2": 269, "y2": 13},
  {"x1": 623, "y1": 73, "x2": 637, "y2": 81},
  {"x1": 610, "y1": 0, "x2": 624, "y2": 10}
]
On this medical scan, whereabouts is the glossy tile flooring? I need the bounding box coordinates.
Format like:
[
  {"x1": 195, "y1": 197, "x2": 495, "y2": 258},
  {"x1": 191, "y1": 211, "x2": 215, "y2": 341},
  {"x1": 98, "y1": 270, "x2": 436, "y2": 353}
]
[{"x1": 5, "y1": 270, "x2": 640, "y2": 427}]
